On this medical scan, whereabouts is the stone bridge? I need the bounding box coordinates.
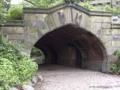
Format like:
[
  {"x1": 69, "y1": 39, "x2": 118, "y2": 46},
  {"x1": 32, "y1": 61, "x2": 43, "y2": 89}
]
[{"x1": 1, "y1": 3, "x2": 120, "y2": 72}]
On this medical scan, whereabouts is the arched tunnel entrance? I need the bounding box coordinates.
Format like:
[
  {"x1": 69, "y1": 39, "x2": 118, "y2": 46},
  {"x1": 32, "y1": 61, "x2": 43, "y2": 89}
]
[{"x1": 32, "y1": 24, "x2": 107, "y2": 71}]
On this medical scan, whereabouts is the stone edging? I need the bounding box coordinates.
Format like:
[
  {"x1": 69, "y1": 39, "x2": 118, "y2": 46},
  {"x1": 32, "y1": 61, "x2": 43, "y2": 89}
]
[
  {"x1": 0, "y1": 3, "x2": 112, "y2": 27},
  {"x1": 23, "y1": 3, "x2": 112, "y2": 17},
  {"x1": 0, "y1": 20, "x2": 24, "y2": 27}
]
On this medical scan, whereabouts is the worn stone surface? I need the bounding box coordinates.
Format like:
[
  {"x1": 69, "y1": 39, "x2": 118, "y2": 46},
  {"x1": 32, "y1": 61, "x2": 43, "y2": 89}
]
[
  {"x1": 37, "y1": 75, "x2": 44, "y2": 82},
  {"x1": 9, "y1": 87, "x2": 19, "y2": 90},
  {"x1": 1, "y1": 5, "x2": 120, "y2": 55},
  {"x1": 2, "y1": 27, "x2": 24, "y2": 34},
  {"x1": 31, "y1": 76, "x2": 38, "y2": 86},
  {"x1": 1, "y1": 4, "x2": 120, "y2": 72},
  {"x1": 108, "y1": 55, "x2": 119, "y2": 63},
  {"x1": 22, "y1": 85, "x2": 34, "y2": 90},
  {"x1": 27, "y1": 80, "x2": 33, "y2": 86},
  {"x1": 35, "y1": 65, "x2": 120, "y2": 90}
]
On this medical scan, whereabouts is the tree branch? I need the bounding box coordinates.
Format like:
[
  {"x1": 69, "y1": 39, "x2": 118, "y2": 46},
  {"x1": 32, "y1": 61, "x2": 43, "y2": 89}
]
[{"x1": 24, "y1": 0, "x2": 38, "y2": 6}]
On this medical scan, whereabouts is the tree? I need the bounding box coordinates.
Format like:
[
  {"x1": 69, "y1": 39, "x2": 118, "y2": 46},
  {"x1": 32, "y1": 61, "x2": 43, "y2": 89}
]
[
  {"x1": 0, "y1": 0, "x2": 5, "y2": 25},
  {"x1": 0, "y1": 0, "x2": 11, "y2": 25},
  {"x1": 0, "y1": 0, "x2": 11, "y2": 37},
  {"x1": 0, "y1": 0, "x2": 5, "y2": 36}
]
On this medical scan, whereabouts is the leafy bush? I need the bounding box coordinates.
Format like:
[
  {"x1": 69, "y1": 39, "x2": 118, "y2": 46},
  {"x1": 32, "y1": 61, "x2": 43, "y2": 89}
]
[
  {"x1": 79, "y1": 2, "x2": 120, "y2": 15},
  {"x1": 111, "y1": 61, "x2": 120, "y2": 74},
  {"x1": 0, "y1": 58, "x2": 19, "y2": 89},
  {"x1": 0, "y1": 0, "x2": 6, "y2": 25},
  {"x1": 111, "y1": 49, "x2": 120, "y2": 74},
  {"x1": 18, "y1": 57, "x2": 38, "y2": 83},
  {"x1": 113, "y1": 49, "x2": 120, "y2": 58},
  {"x1": 6, "y1": 5, "x2": 23, "y2": 20},
  {"x1": 0, "y1": 36, "x2": 38, "y2": 89},
  {"x1": 104, "y1": 5, "x2": 120, "y2": 15}
]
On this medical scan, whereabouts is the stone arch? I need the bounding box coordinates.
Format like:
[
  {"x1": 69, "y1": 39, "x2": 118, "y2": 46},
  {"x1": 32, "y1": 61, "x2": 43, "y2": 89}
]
[{"x1": 31, "y1": 24, "x2": 107, "y2": 71}]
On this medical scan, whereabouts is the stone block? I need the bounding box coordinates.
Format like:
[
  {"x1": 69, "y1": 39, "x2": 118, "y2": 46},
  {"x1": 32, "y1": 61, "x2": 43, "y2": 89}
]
[
  {"x1": 22, "y1": 85, "x2": 34, "y2": 90},
  {"x1": 7, "y1": 34, "x2": 24, "y2": 40},
  {"x1": 2, "y1": 27, "x2": 24, "y2": 34}
]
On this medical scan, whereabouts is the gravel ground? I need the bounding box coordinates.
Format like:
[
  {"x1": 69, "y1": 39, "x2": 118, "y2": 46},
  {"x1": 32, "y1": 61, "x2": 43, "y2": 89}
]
[{"x1": 35, "y1": 64, "x2": 120, "y2": 90}]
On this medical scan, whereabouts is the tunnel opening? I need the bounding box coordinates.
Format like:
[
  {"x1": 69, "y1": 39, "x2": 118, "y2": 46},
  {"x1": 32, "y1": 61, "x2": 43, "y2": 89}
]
[{"x1": 31, "y1": 24, "x2": 107, "y2": 71}]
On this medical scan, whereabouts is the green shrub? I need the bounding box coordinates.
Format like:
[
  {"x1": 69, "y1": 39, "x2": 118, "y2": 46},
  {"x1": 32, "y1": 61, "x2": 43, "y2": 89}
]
[
  {"x1": 18, "y1": 57, "x2": 38, "y2": 83},
  {"x1": 104, "y1": 5, "x2": 120, "y2": 15},
  {"x1": 0, "y1": 36, "x2": 38, "y2": 89},
  {"x1": 0, "y1": 58, "x2": 19, "y2": 89},
  {"x1": 111, "y1": 61, "x2": 120, "y2": 74},
  {"x1": 113, "y1": 49, "x2": 120, "y2": 58},
  {"x1": 7, "y1": 5, "x2": 23, "y2": 20},
  {"x1": 111, "y1": 49, "x2": 120, "y2": 74},
  {"x1": 79, "y1": 2, "x2": 120, "y2": 15}
]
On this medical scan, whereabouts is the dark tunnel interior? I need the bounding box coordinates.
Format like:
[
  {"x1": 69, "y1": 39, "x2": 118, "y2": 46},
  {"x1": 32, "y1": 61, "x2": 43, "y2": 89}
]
[{"x1": 33, "y1": 24, "x2": 107, "y2": 71}]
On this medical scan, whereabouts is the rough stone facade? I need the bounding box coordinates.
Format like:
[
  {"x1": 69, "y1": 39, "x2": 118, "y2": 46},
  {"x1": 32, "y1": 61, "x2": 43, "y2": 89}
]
[{"x1": 1, "y1": 3, "x2": 120, "y2": 71}]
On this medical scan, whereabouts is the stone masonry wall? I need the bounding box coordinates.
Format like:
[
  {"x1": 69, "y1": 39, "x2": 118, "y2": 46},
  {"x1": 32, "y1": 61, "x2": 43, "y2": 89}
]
[{"x1": 1, "y1": 4, "x2": 120, "y2": 55}]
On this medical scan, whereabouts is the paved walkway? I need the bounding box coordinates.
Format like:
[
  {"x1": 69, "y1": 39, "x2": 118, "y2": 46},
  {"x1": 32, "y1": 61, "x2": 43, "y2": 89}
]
[{"x1": 35, "y1": 65, "x2": 120, "y2": 90}]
